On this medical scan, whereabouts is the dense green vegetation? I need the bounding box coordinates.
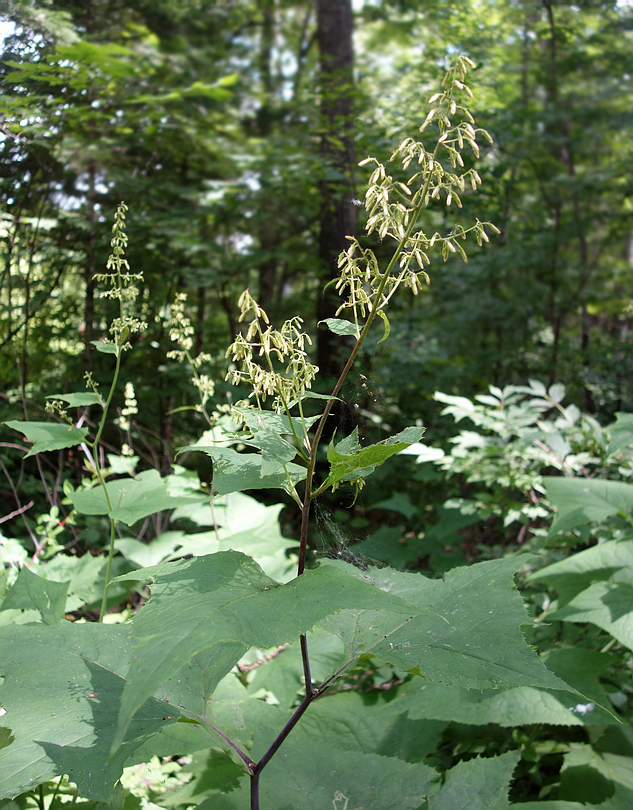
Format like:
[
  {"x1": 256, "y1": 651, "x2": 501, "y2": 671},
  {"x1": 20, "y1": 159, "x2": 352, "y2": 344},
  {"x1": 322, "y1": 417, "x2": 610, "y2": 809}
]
[{"x1": 2, "y1": 1, "x2": 633, "y2": 808}]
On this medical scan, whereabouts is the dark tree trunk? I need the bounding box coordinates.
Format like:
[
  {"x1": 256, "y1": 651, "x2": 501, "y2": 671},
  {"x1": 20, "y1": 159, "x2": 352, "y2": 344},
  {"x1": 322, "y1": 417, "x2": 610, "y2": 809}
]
[{"x1": 315, "y1": 0, "x2": 356, "y2": 379}]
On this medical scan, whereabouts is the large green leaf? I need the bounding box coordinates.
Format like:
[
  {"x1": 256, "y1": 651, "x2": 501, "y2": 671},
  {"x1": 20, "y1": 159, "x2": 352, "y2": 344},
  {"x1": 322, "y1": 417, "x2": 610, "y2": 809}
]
[
  {"x1": 0, "y1": 566, "x2": 68, "y2": 625},
  {"x1": 181, "y1": 445, "x2": 306, "y2": 496},
  {"x1": 67, "y1": 469, "x2": 207, "y2": 524},
  {"x1": 325, "y1": 426, "x2": 426, "y2": 488},
  {"x1": 391, "y1": 647, "x2": 616, "y2": 727},
  {"x1": 4, "y1": 421, "x2": 89, "y2": 457},
  {"x1": 427, "y1": 751, "x2": 520, "y2": 810},
  {"x1": 544, "y1": 477, "x2": 633, "y2": 536},
  {"x1": 320, "y1": 558, "x2": 573, "y2": 691},
  {"x1": 111, "y1": 553, "x2": 414, "y2": 752},
  {"x1": 294, "y1": 690, "x2": 447, "y2": 762},
  {"x1": 0, "y1": 623, "x2": 179, "y2": 801},
  {"x1": 196, "y1": 741, "x2": 437, "y2": 810}
]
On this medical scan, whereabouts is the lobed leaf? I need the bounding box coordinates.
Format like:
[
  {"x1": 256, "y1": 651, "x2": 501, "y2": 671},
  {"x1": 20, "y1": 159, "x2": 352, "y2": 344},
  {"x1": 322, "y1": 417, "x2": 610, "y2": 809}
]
[
  {"x1": 111, "y1": 552, "x2": 414, "y2": 753},
  {"x1": 319, "y1": 557, "x2": 574, "y2": 691}
]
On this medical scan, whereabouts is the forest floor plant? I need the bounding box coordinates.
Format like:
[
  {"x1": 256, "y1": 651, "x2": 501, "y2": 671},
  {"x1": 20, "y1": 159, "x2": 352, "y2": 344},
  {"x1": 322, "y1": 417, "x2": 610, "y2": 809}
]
[{"x1": 2, "y1": 56, "x2": 620, "y2": 810}]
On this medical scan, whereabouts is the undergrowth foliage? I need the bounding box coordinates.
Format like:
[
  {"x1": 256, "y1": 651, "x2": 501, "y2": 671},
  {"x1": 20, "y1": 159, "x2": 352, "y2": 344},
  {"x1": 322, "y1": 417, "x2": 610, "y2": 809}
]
[{"x1": 2, "y1": 56, "x2": 633, "y2": 810}]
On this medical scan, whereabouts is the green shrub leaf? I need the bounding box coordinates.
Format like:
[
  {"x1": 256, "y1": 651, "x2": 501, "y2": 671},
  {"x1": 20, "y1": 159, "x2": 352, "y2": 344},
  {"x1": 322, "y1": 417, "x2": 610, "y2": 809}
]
[
  {"x1": 46, "y1": 392, "x2": 103, "y2": 407},
  {"x1": 544, "y1": 477, "x2": 633, "y2": 536},
  {"x1": 427, "y1": 751, "x2": 520, "y2": 810},
  {"x1": 325, "y1": 426, "x2": 426, "y2": 488},
  {"x1": 182, "y1": 445, "x2": 306, "y2": 496},
  {"x1": 320, "y1": 317, "x2": 359, "y2": 337}
]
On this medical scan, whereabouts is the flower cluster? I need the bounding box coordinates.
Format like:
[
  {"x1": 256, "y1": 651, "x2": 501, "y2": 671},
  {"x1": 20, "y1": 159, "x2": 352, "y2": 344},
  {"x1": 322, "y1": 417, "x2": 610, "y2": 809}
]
[
  {"x1": 225, "y1": 289, "x2": 317, "y2": 412},
  {"x1": 166, "y1": 293, "x2": 215, "y2": 416},
  {"x1": 334, "y1": 55, "x2": 498, "y2": 326},
  {"x1": 94, "y1": 202, "x2": 147, "y2": 350}
]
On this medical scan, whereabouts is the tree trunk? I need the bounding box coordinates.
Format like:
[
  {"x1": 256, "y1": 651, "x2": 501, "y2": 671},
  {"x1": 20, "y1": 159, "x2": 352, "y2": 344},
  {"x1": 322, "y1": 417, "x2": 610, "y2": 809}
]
[{"x1": 315, "y1": 0, "x2": 356, "y2": 379}]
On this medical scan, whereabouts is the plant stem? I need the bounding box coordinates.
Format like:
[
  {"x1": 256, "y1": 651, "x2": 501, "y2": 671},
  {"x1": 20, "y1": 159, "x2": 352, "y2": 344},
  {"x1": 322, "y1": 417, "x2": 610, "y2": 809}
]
[{"x1": 297, "y1": 141, "x2": 441, "y2": 575}]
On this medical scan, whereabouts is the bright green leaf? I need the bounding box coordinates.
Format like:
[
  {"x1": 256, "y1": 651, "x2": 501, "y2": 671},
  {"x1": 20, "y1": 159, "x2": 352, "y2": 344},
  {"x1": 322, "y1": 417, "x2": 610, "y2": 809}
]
[
  {"x1": 46, "y1": 392, "x2": 102, "y2": 407},
  {"x1": 67, "y1": 469, "x2": 207, "y2": 525},
  {"x1": 320, "y1": 317, "x2": 359, "y2": 337},
  {"x1": 325, "y1": 426, "x2": 425, "y2": 489},
  {"x1": 4, "y1": 421, "x2": 88, "y2": 458},
  {"x1": 90, "y1": 340, "x2": 119, "y2": 355}
]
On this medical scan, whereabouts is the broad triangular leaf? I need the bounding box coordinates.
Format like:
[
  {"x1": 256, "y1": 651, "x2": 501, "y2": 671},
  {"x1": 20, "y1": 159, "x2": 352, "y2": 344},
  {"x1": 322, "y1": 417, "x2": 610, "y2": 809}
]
[
  {"x1": 0, "y1": 623, "x2": 179, "y2": 801},
  {"x1": 319, "y1": 558, "x2": 573, "y2": 691},
  {"x1": 67, "y1": 469, "x2": 207, "y2": 524},
  {"x1": 111, "y1": 553, "x2": 414, "y2": 753},
  {"x1": 4, "y1": 420, "x2": 88, "y2": 457}
]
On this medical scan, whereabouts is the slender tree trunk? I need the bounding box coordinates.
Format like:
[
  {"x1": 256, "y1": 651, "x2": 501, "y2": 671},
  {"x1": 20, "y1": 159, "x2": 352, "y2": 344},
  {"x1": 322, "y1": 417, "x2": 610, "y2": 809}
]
[{"x1": 315, "y1": 0, "x2": 356, "y2": 378}]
